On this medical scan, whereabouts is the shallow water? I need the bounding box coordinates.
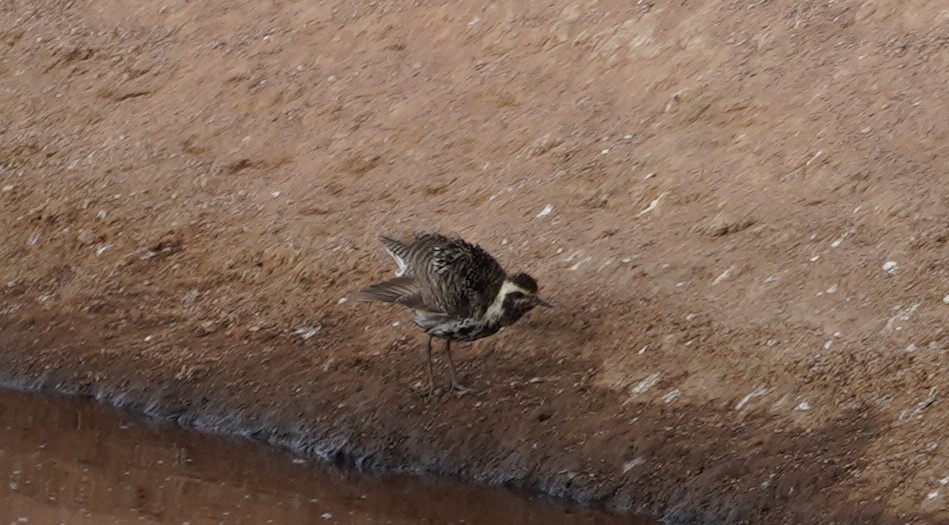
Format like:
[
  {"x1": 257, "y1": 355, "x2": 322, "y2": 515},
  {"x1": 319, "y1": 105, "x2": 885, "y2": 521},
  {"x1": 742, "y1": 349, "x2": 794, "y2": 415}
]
[{"x1": 0, "y1": 389, "x2": 656, "y2": 524}]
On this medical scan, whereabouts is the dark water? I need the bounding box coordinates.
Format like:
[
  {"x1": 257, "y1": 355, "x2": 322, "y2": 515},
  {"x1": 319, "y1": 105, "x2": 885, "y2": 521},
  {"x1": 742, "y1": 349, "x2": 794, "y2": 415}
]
[{"x1": 0, "y1": 389, "x2": 657, "y2": 525}]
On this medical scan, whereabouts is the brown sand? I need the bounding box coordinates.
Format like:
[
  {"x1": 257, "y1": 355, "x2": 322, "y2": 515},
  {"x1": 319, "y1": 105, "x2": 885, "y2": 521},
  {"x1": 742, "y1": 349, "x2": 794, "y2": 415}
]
[{"x1": 1, "y1": 1, "x2": 947, "y2": 524}]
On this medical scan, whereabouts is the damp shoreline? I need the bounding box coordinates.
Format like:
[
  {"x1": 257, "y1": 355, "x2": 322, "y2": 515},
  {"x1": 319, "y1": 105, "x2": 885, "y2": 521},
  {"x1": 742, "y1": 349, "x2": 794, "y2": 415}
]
[{"x1": 0, "y1": 387, "x2": 656, "y2": 525}]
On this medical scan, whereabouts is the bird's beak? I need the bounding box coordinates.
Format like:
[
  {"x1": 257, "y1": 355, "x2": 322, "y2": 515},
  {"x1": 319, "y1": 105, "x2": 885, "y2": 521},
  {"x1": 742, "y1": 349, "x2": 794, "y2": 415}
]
[{"x1": 535, "y1": 297, "x2": 553, "y2": 308}]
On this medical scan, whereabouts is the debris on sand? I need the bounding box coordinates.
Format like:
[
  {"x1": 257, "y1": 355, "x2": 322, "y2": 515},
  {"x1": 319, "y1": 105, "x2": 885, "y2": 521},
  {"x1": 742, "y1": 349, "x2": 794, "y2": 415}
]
[
  {"x1": 898, "y1": 387, "x2": 938, "y2": 423},
  {"x1": 637, "y1": 193, "x2": 665, "y2": 217},
  {"x1": 293, "y1": 324, "x2": 322, "y2": 341},
  {"x1": 713, "y1": 265, "x2": 736, "y2": 285},
  {"x1": 882, "y1": 260, "x2": 899, "y2": 275}
]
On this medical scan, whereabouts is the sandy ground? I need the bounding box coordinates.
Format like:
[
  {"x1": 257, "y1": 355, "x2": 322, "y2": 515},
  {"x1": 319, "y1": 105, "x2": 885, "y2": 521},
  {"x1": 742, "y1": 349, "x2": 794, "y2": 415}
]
[{"x1": 1, "y1": 1, "x2": 947, "y2": 524}]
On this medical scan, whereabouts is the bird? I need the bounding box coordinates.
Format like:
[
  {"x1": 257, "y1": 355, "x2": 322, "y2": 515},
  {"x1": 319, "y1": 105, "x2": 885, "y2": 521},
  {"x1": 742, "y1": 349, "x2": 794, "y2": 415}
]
[{"x1": 359, "y1": 232, "x2": 551, "y2": 395}]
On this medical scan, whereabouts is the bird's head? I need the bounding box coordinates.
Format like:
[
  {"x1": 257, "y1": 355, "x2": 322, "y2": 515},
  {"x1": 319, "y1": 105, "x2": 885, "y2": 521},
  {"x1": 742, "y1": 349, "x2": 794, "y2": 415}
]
[{"x1": 497, "y1": 272, "x2": 552, "y2": 326}]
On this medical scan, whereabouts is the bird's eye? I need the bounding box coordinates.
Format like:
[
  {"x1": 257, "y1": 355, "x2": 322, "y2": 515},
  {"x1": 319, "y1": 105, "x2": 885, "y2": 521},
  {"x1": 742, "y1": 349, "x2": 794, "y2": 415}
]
[{"x1": 510, "y1": 292, "x2": 525, "y2": 299}]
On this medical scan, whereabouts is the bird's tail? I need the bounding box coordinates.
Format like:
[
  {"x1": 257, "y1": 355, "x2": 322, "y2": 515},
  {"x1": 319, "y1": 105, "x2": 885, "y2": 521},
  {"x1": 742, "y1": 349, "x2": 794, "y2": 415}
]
[{"x1": 358, "y1": 276, "x2": 424, "y2": 309}]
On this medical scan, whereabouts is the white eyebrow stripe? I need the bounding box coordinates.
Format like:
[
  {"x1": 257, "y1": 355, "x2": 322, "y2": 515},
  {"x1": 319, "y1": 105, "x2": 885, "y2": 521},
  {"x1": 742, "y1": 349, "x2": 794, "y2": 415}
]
[{"x1": 484, "y1": 281, "x2": 529, "y2": 322}]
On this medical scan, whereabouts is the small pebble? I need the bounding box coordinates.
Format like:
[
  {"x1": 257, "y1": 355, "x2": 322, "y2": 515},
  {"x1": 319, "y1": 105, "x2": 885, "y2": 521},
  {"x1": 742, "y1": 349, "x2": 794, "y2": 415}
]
[{"x1": 882, "y1": 261, "x2": 899, "y2": 274}]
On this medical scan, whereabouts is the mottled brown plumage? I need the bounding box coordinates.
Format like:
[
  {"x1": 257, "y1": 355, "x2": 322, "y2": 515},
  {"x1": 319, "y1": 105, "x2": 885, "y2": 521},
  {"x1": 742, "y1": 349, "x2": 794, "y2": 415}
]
[{"x1": 360, "y1": 232, "x2": 550, "y2": 394}]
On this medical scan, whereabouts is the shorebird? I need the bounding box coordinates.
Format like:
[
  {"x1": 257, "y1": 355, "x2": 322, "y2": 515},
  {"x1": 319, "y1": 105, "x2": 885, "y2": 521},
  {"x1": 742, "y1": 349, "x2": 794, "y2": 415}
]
[{"x1": 359, "y1": 232, "x2": 551, "y2": 394}]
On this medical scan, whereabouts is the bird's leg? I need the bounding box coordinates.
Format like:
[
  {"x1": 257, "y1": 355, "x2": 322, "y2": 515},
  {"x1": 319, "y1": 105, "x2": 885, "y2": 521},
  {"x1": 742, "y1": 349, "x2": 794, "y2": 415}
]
[
  {"x1": 444, "y1": 339, "x2": 473, "y2": 394},
  {"x1": 424, "y1": 335, "x2": 435, "y2": 396}
]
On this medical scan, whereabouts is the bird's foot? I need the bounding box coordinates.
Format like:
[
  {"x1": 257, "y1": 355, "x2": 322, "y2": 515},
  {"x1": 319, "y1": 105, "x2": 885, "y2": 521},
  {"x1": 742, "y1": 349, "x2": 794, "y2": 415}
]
[{"x1": 449, "y1": 381, "x2": 474, "y2": 396}]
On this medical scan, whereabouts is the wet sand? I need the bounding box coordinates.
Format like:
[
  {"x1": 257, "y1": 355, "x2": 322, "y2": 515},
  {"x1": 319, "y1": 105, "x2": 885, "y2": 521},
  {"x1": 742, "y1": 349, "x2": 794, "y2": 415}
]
[{"x1": 0, "y1": 389, "x2": 656, "y2": 524}]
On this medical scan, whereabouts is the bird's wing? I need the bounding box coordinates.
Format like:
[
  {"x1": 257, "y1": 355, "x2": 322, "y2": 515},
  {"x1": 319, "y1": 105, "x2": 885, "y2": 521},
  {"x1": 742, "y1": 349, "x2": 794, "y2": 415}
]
[
  {"x1": 412, "y1": 234, "x2": 506, "y2": 318},
  {"x1": 358, "y1": 277, "x2": 427, "y2": 310}
]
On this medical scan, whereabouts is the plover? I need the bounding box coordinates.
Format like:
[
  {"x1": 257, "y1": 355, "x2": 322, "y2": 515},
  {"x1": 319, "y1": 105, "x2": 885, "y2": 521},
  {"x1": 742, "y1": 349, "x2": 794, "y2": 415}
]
[{"x1": 360, "y1": 232, "x2": 551, "y2": 394}]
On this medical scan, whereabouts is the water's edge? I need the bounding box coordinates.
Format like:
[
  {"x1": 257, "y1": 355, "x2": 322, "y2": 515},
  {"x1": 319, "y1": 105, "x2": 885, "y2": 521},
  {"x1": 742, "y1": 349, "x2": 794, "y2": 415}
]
[{"x1": 0, "y1": 370, "x2": 669, "y2": 524}]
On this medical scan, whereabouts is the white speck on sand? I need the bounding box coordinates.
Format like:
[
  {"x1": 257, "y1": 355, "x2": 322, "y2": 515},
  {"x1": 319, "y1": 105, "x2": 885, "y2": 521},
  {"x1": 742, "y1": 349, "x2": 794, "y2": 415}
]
[
  {"x1": 795, "y1": 401, "x2": 811, "y2": 411},
  {"x1": 882, "y1": 260, "x2": 899, "y2": 274},
  {"x1": 337, "y1": 297, "x2": 348, "y2": 304},
  {"x1": 570, "y1": 256, "x2": 592, "y2": 271},
  {"x1": 713, "y1": 265, "x2": 736, "y2": 285},
  {"x1": 736, "y1": 386, "x2": 772, "y2": 410},
  {"x1": 293, "y1": 325, "x2": 321, "y2": 341},
  {"x1": 622, "y1": 457, "x2": 645, "y2": 473},
  {"x1": 637, "y1": 193, "x2": 665, "y2": 217},
  {"x1": 882, "y1": 303, "x2": 920, "y2": 334},
  {"x1": 630, "y1": 373, "x2": 662, "y2": 395},
  {"x1": 536, "y1": 204, "x2": 554, "y2": 218}
]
